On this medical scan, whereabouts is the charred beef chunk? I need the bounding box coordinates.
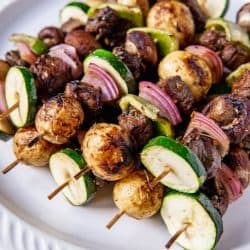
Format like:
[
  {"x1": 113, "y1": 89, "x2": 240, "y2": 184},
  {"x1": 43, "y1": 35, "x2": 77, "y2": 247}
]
[
  {"x1": 5, "y1": 50, "x2": 28, "y2": 67},
  {"x1": 221, "y1": 44, "x2": 250, "y2": 70},
  {"x1": 232, "y1": 70, "x2": 250, "y2": 98},
  {"x1": 118, "y1": 108, "x2": 154, "y2": 148},
  {"x1": 157, "y1": 77, "x2": 195, "y2": 115},
  {"x1": 30, "y1": 54, "x2": 71, "y2": 99},
  {"x1": 38, "y1": 26, "x2": 64, "y2": 48},
  {"x1": 85, "y1": 7, "x2": 133, "y2": 49},
  {"x1": 64, "y1": 81, "x2": 102, "y2": 121},
  {"x1": 200, "y1": 29, "x2": 250, "y2": 70},
  {"x1": 203, "y1": 94, "x2": 250, "y2": 147},
  {"x1": 182, "y1": 128, "x2": 221, "y2": 179},
  {"x1": 200, "y1": 29, "x2": 228, "y2": 51},
  {"x1": 65, "y1": 30, "x2": 101, "y2": 59},
  {"x1": 113, "y1": 47, "x2": 146, "y2": 80},
  {"x1": 201, "y1": 177, "x2": 229, "y2": 216},
  {"x1": 224, "y1": 147, "x2": 250, "y2": 189},
  {"x1": 180, "y1": 0, "x2": 207, "y2": 32}
]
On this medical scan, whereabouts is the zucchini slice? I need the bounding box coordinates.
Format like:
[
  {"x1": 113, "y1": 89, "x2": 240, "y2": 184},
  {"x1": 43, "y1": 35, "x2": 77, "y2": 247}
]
[
  {"x1": 128, "y1": 27, "x2": 179, "y2": 56},
  {"x1": 197, "y1": 0, "x2": 229, "y2": 18},
  {"x1": 141, "y1": 136, "x2": 206, "y2": 193},
  {"x1": 5, "y1": 66, "x2": 37, "y2": 128},
  {"x1": 49, "y1": 149, "x2": 96, "y2": 206},
  {"x1": 226, "y1": 62, "x2": 250, "y2": 86},
  {"x1": 60, "y1": 2, "x2": 90, "y2": 25},
  {"x1": 161, "y1": 191, "x2": 223, "y2": 250},
  {"x1": 10, "y1": 34, "x2": 47, "y2": 55},
  {"x1": 84, "y1": 49, "x2": 136, "y2": 95},
  {"x1": 88, "y1": 3, "x2": 143, "y2": 27}
]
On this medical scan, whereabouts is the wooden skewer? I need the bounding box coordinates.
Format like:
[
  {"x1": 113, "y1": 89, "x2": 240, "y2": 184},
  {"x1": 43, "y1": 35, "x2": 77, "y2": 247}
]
[
  {"x1": 106, "y1": 166, "x2": 172, "y2": 230},
  {"x1": 0, "y1": 102, "x2": 19, "y2": 121},
  {"x1": 1, "y1": 159, "x2": 20, "y2": 175},
  {"x1": 48, "y1": 168, "x2": 91, "y2": 200},
  {"x1": 165, "y1": 223, "x2": 190, "y2": 250},
  {"x1": 106, "y1": 210, "x2": 125, "y2": 229},
  {"x1": 150, "y1": 166, "x2": 171, "y2": 189}
]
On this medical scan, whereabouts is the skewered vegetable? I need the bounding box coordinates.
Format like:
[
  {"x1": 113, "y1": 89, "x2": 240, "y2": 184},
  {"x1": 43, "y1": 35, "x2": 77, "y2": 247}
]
[
  {"x1": 147, "y1": 1, "x2": 195, "y2": 47},
  {"x1": 161, "y1": 191, "x2": 223, "y2": 250},
  {"x1": 49, "y1": 149, "x2": 96, "y2": 205},
  {"x1": 84, "y1": 49, "x2": 136, "y2": 95},
  {"x1": 5, "y1": 66, "x2": 37, "y2": 127},
  {"x1": 13, "y1": 126, "x2": 59, "y2": 167},
  {"x1": 117, "y1": 0, "x2": 149, "y2": 17},
  {"x1": 82, "y1": 123, "x2": 135, "y2": 181},
  {"x1": 60, "y1": 2, "x2": 90, "y2": 25},
  {"x1": 141, "y1": 136, "x2": 206, "y2": 193},
  {"x1": 113, "y1": 169, "x2": 164, "y2": 219},
  {"x1": 158, "y1": 51, "x2": 213, "y2": 101},
  {"x1": 197, "y1": 0, "x2": 229, "y2": 18},
  {"x1": 65, "y1": 30, "x2": 101, "y2": 59},
  {"x1": 35, "y1": 95, "x2": 84, "y2": 144}
]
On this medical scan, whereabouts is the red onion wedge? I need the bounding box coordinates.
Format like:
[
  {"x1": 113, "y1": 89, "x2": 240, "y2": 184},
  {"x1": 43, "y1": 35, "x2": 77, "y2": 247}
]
[
  {"x1": 49, "y1": 44, "x2": 82, "y2": 79},
  {"x1": 16, "y1": 42, "x2": 37, "y2": 65},
  {"x1": 217, "y1": 163, "x2": 243, "y2": 203},
  {"x1": 185, "y1": 45, "x2": 224, "y2": 84},
  {"x1": 185, "y1": 112, "x2": 230, "y2": 157},
  {"x1": 139, "y1": 81, "x2": 182, "y2": 125},
  {"x1": 82, "y1": 63, "x2": 120, "y2": 102}
]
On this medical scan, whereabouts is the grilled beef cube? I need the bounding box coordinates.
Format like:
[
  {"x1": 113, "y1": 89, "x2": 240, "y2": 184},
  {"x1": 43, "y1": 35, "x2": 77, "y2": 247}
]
[
  {"x1": 64, "y1": 81, "x2": 102, "y2": 123},
  {"x1": 30, "y1": 54, "x2": 71, "y2": 99},
  {"x1": 157, "y1": 77, "x2": 195, "y2": 115},
  {"x1": 183, "y1": 128, "x2": 221, "y2": 179},
  {"x1": 203, "y1": 94, "x2": 250, "y2": 148},
  {"x1": 85, "y1": 7, "x2": 133, "y2": 49},
  {"x1": 118, "y1": 108, "x2": 154, "y2": 148},
  {"x1": 232, "y1": 70, "x2": 250, "y2": 98},
  {"x1": 200, "y1": 29, "x2": 250, "y2": 70},
  {"x1": 113, "y1": 46, "x2": 146, "y2": 81}
]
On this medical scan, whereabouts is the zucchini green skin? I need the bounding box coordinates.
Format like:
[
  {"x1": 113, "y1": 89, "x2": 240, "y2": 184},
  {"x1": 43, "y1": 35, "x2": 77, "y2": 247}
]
[
  {"x1": 66, "y1": 2, "x2": 90, "y2": 13},
  {"x1": 128, "y1": 27, "x2": 179, "y2": 56},
  {"x1": 58, "y1": 149, "x2": 96, "y2": 203},
  {"x1": 143, "y1": 136, "x2": 206, "y2": 185},
  {"x1": 84, "y1": 49, "x2": 136, "y2": 94},
  {"x1": 19, "y1": 66, "x2": 37, "y2": 127},
  {"x1": 5, "y1": 66, "x2": 37, "y2": 127},
  {"x1": 163, "y1": 191, "x2": 223, "y2": 249},
  {"x1": 60, "y1": 149, "x2": 96, "y2": 204}
]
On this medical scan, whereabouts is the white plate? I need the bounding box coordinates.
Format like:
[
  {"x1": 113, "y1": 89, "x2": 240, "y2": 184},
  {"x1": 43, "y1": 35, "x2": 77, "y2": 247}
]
[{"x1": 0, "y1": 0, "x2": 250, "y2": 250}]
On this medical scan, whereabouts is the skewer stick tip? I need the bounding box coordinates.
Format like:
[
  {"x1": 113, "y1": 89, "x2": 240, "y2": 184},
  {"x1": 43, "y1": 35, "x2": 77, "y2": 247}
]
[
  {"x1": 1, "y1": 159, "x2": 19, "y2": 175},
  {"x1": 106, "y1": 210, "x2": 125, "y2": 230}
]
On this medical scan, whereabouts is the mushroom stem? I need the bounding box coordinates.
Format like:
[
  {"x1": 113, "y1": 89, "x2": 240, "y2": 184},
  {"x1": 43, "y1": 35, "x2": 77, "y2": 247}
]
[
  {"x1": 48, "y1": 168, "x2": 90, "y2": 200},
  {"x1": 0, "y1": 101, "x2": 19, "y2": 121},
  {"x1": 106, "y1": 210, "x2": 125, "y2": 229},
  {"x1": 1, "y1": 159, "x2": 20, "y2": 175},
  {"x1": 165, "y1": 223, "x2": 190, "y2": 249},
  {"x1": 150, "y1": 167, "x2": 171, "y2": 189}
]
